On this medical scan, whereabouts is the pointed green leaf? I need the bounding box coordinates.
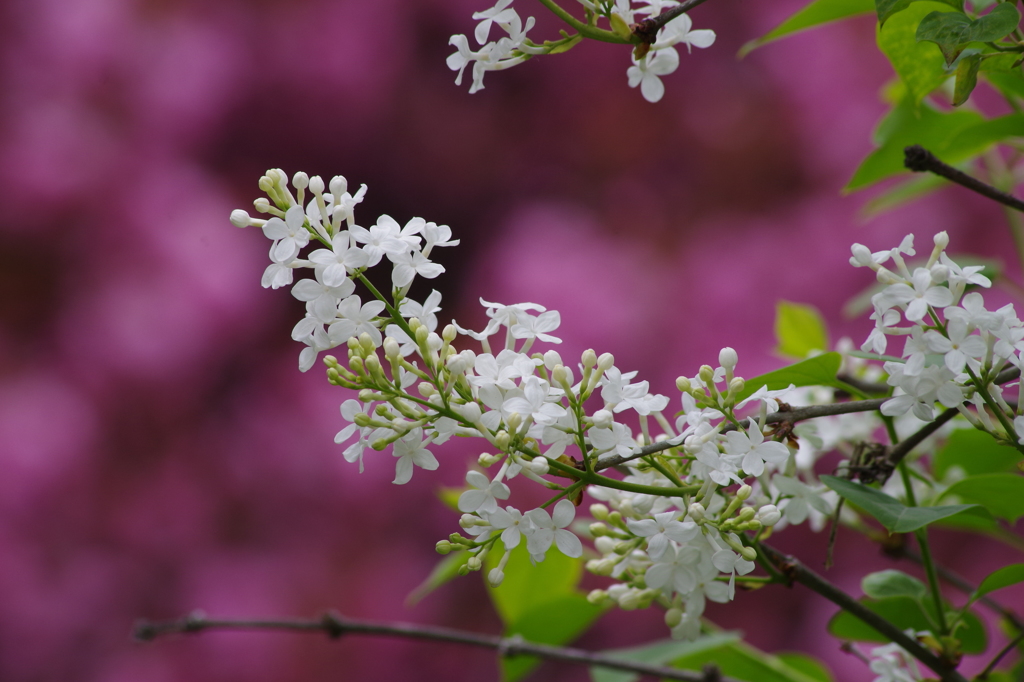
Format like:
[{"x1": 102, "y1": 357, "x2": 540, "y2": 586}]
[
  {"x1": 775, "y1": 301, "x2": 830, "y2": 359},
  {"x1": 933, "y1": 427, "x2": 1021, "y2": 479},
  {"x1": 975, "y1": 564, "x2": 1024, "y2": 599},
  {"x1": 862, "y1": 569, "x2": 928, "y2": 600},
  {"x1": 735, "y1": 352, "x2": 843, "y2": 403},
  {"x1": 828, "y1": 596, "x2": 988, "y2": 653},
  {"x1": 940, "y1": 473, "x2": 1024, "y2": 523},
  {"x1": 820, "y1": 475, "x2": 986, "y2": 532},
  {"x1": 877, "y1": 0, "x2": 963, "y2": 26},
  {"x1": 739, "y1": 0, "x2": 874, "y2": 57},
  {"x1": 948, "y1": 113, "x2": 1024, "y2": 152},
  {"x1": 860, "y1": 172, "x2": 947, "y2": 218},
  {"x1": 590, "y1": 633, "x2": 741, "y2": 682},
  {"x1": 775, "y1": 653, "x2": 835, "y2": 682},
  {"x1": 668, "y1": 640, "x2": 837, "y2": 682},
  {"x1": 405, "y1": 550, "x2": 469, "y2": 606},
  {"x1": 953, "y1": 53, "x2": 981, "y2": 105},
  {"x1": 846, "y1": 96, "x2": 984, "y2": 191},
  {"x1": 878, "y1": 2, "x2": 957, "y2": 104},
  {"x1": 917, "y1": 4, "x2": 1020, "y2": 65}
]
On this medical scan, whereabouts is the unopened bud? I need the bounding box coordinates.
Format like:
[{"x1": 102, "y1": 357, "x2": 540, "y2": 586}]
[
  {"x1": 737, "y1": 506, "x2": 756, "y2": 522},
  {"x1": 419, "y1": 383, "x2": 436, "y2": 397},
  {"x1": 590, "y1": 503, "x2": 610, "y2": 521},
  {"x1": 436, "y1": 540, "x2": 453, "y2": 554},
  {"x1": 756, "y1": 504, "x2": 782, "y2": 526},
  {"x1": 552, "y1": 364, "x2": 568, "y2": 385},
  {"x1": 592, "y1": 409, "x2": 614, "y2": 429},
  {"x1": 308, "y1": 175, "x2": 325, "y2": 194},
  {"x1": 729, "y1": 377, "x2": 745, "y2": 395},
  {"x1": 383, "y1": 337, "x2": 401, "y2": 359},
  {"x1": 618, "y1": 589, "x2": 641, "y2": 610},
  {"x1": 688, "y1": 502, "x2": 705, "y2": 522},
  {"x1": 736, "y1": 485, "x2": 752, "y2": 501},
  {"x1": 477, "y1": 453, "x2": 500, "y2": 467},
  {"x1": 466, "y1": 556, "x2": 482, "y2": 571},
  {"x1": 719, "y1": 347, "x2": 738, "y2": 372},
  {"x1": 442, "y1": 324, "x2": 457, "y2": 343},
  {"x1": 595, "y1": 536, "x2": 616, "y2": 554},
  {"x1": 229, "y1": 209, "x2": 251, "y2": 227},
  {"x1": 506, "y1": 412, "x2": 523, "y2": 432},
  {"x1": 495, "y1": 431, "x2": 510, "y2": 451},
  {"x1": 597, "y1": 353, "x2": 615, "y2": 370},
  {"x1": 292, "y1": 171, "x2": 309, "y2": 190},
  {"x1": 676, "y1": 376, "x2": 691, "y2": 393},
  {"x1": 581, "y1": 349, "x2": 597, "y2": 368},
  {"x1": 329, "y1": 175, "x2": 348, "y2": 197},
  {"x1": 586, "y1": 589, "x2": 608, "y2": 605},
  {"x1": 740, "y1": 546, "x2": 758, "y2": 562},
  {"x1": 589, "y1": 522, "x2": 609, "y2": 536},
  {"x1": 415, "y1": 326, "x2": 429, "y2": 345},
  {"x1": 359, "y1": 333, "x2": 376, "y2": 354},
  {"x1": 699, "y1": 365, "x2": 715, "y2": 386},
  {"x1": 487, "y1": 568, "x2": 505, "y2": 587},
  {"x1": 459, "y1": 402, "x2": 482, "y2": 423},
  {"x1": 529, "y1": 457, "x2": 549, "y2": 475},
  {"x1": 934, "y1": 231, "x2": 949, "y2": 250},
  {"x1": 665, "y1": 607, "x2": 683, "y2": 628},
  {"x1": 253, "y1": 197, "x2": 272, "y2": 213}
]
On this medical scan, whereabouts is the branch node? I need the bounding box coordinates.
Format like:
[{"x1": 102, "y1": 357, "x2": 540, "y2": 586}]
[
  {"x1": 701, "y1": 663, "x2": 723, "y2": 682},
  {"x1": 321, "y1": 611, "x2": 346, "y2": 639},
  {"x1": 904, "y1": 144, "x2": 933, "y2": 172},
  {"x1": 497, "y1": 633, "x2": 525, "y2": 659}
]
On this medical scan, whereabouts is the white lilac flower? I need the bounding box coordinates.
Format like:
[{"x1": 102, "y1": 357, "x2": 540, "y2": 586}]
[
  {"x1": 644, "y1": 542, "x2": 702, "y2": 594},
  {"x1": 422, "y1": 221, "x2": 460, "y2": 253},
  {"x1": 923, "y1": 320, "x2": 986, "y2": 374},
  {"x1": 651, "y1": 13, "x2": 716, "y2": 53},
  {"x1": 390, "y1": 249, "x2": 445, "y2": 288},
  {"x1": 722, "y1": 421, "x2": 790, "y2": 477},
  {"x1": 510, "y1": 310, "x2": 563, "y2": 345},
  {"x1": 868, "y1": 639, "x2": 923, "y2": 682},
  {"x1": 627, "y1": 47, "x2": 680, "y2": 103},
  {"x1": 297, "y1": 324, "x2": 331, "y2": 373},
  {"x1": 292, "y1": 269, "x2": 356, "y2": 323},
  {"x1": 458, "y1": 470, "x2": 511, "y2": 513},
  {"x1": 487, "y1": 505, "x2": 527, "y2": 548},
  {"x1": 328, "y1": 295, "x2": 387, "y2": 347},
  {"x1": 472, "y1": 0, "x2": 517, "y2": 44},
  {"x1": 308, "y1": 232, "x2": 371, "y2": 287},
  {"x1": 874, "y1": 267, "x2": 953, "y2": 323},
  {"x1": 881, "y1": 362, "x2": 964, "y2": 421},
  {"x1": 940, "y1": 252, "x2": 990, "y2": 300},
  {"x1": 524, "y1": 499, "x2": 583, "y2": 559},
  {"x1": 392, "y1": 429, "x2": 439, "y2": 484},
  {"x1": 502, "y1": 376, "x2": 567, "y2": 427},
  {"x1": 626, "y1": 511, "x2": 699, "y2": 560},
  {"x1": 772, "y1": 474, "x2": 833, "y2": 525},
  {"x1": 262, "y1": 205, "x2": 311, "y2": 262},
  {"x1": 863, "y1": 308, "x2": 902, "y2": 355},
  {"x1": 589, "y1": 422, "x2": 637, "y2": 460}
]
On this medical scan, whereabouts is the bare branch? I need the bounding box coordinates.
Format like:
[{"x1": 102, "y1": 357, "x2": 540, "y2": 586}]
[
  {"x1": 757, "y1": 543, "x2": 969, "y2": 682},
  {"x1": 134, "y1": 611, "x2": 740, "y2": 682},
  {"x1": 904, "y1": 145, "x2": 1024, "y2": 213}
]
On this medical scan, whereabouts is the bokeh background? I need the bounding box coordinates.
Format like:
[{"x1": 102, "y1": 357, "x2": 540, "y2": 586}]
[{"x1": 0, "y1": 0, "x2": 1020, "y2": 680}]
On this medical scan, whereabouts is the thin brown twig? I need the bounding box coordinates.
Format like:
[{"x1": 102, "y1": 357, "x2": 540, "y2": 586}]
[
  {"x1": 633, "y1": 0, "x2": 716, "y2": 43},
  {"x1": 904, "y1": 145, "x2": 1024, "y2": 213},
  {"x1": 134, "y1": 611, "x2": 740, "y2": 682},
  {"x1": 757, "y1": 543, "x2": 969, "y2": 682}
]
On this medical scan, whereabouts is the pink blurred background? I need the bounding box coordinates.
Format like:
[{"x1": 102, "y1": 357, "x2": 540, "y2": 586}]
[{"x1": 0, "y1": 0, "x2": 1020, "y2": 680}]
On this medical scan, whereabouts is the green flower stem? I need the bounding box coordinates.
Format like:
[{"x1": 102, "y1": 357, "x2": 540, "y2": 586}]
[
  {"x1": 965, "y1": 365, "x2": 1024, "y2": 457},
  {"x1": 532, "y1": 449, "x2": 699, "y2": 497},
  {"x1": 902, "y1": 464, "x2": 950, "y2": 635},
  {"x1": 643, "y1": 455, "x2": 686, "y2": 488},
  {"x1": 535, "y1": 0, "x2": 632, "y2": 43}
]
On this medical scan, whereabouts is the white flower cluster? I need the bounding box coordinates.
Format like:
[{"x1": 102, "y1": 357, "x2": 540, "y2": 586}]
[
  {"x1": 868, "y1": 637, "x2": 924, "y2": 682},
  {"x1": 852, "y1": 233, "x2": 1024, "y2": 443},
  {"x1": 447, "y1": 0, "x2": 715, "y2": 102},
  {"x1": 232, "y1": 168, "x2": 852, "y2": 640}
]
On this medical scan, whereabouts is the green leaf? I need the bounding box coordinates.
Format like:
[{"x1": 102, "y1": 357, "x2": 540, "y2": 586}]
[
  {"x1": 590, "y1": 633, "x2": 741, "y2": 682},
  {"x1": 941, "y1": 473, "x2": 1024, "y2": 523},
  {"x1": 877, "y1": 0, "x2": 963, "y2": 26},
  {"x1": 775, "y1": 653, "x2": 834, "y2": 682},
  {"x1": 828, "y1": 596, "x2": 988, "y2": 653},
  {"x1": 878, "y1": 2, "x2": 957, "y2": 104},
  {"x1": 933, "y1": 427, "x2": 1022, "y2": 479},
  {"x1": 501, "y1": 594, "x2": 603, "y2": 682},
  {"x1": 917, "y1": 3, "x2": 1020, "y2": 65},
  {"x1": 735, "y1": 353, "x2": 843, "y2": 403},
  {"x1": 860, "y1": 172, "x2": 948, "y2": 218},
  {"x1": 975, "y1": 564, "x2": 1024, "y2": 599},
  {"x1": 953, "y1": 53, "x2": 981, "y2": 105},
  {"x1": 775, "y1": 301, "x2": 830, "y2": 359},
  {"x1": 667, "y1": 640, "x2": 840, "y2": 682},
  {"x1": 984, "y1": 69, "x2": 1024, "y2": 100},
  {"x1": 820, "y1": 475, "x2": 987, "y2": 532},
  {"x1": 846, "y1": 95, "x2": 984, "y2": 191},
  {"x1": 487, "y1": 541, "x2": 603, "y2": 682},
  {"x1": 738, "y1": 0, "x2": 874, "y2": 57},
  {"x1": 862, "y1": 569, "x2": 928, "y2": 600},
  {"x1": 948, "y1": 113, "x2": 1024, "y2": 151},
  {"x1": 405, "y1": 550, "x2": 469, "y2": 606}
]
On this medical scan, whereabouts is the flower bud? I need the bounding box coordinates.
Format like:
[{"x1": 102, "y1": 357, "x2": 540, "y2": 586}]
[
  {"x1": 477, "y1": 453, "x2": 500, "y2": 467},
  {"x1": 594, "y1": 536, "x2": 616, "y2": 554},
  {"x1": 529, "y1": 457, "x2": 549, "y2": 475},
  {"x1": 408, "y1": 317, "x2": 423, "y2": 332},
  {"x1": 728, "y1": 377, "x2": 745, "y2": 395},
  {"x1": 592, "y1": 409, "x2": 614, "y2": 429},
  {"x1": 589, "y1": 522, "x2": 609, "y2": 536},
  {"x1": 719, "y1": 347, "x2": 738, "y2": 372},
  {"x1": 442, "y1": 324, "x2": 457, "y2": 343},
  {"x1": 736, "y1": 485, "x2": 752, "y2": 501},
  {"x1": 688, "y1": 502, "x2": 705, "y2": 522},
  {"x1": 383, "y1": 337, "x2": 401, "y2": 359},
  {"x1": 414, "y1": 326, "x2": 429, "y2": 345},
  {"x1": 552, "y1": 364, "x2": 568, "y2": 385},
  {"x1": 359, "y1": 333, "x2": 376, "y2": 354},
  {"x1": 229, "y1": 209, "x2": 251, "y2": 228},
  {"x1": 756, "y1": 504, "x2": 782, "y2": 526},
  {"x1": 590, "y1": 503, "x2": 609, "y2": 521},
  {"x1": 495, "y1": 431, "x2": 510, "y2": 451},
  {"x1": 253, "y1": 197, "x2": 272, "y2": 213},
  {"x1": 459, "y1": 402, "x2": 482, "y2": 423},
  {"x1": 543, "y1": 350, "x2": 563, "y2": 370},
  {"x1": 506, "y1": 412, "x2": 523, "y2": 432},
  {"x1": 586, "y1": 589, "x2": 608, "y2": 605},
  {"x1": 308, "y1": 175, "x2": 325, "y2": 194},
  {"x1": 329, "y1": 175, "x2": 348, "y2": 197},
  {"x1": 676, "y1": 376, "x2": 691, "y2": 393},
  {"x1": 933, "y1": 231, "x2": 949, "y2": 250},
  {"x1": 699, "y1": 365, "x2": 715, "y2": 386},
  {"x1": 849, "y1": 243, "x2": 873, "y2": 267},
  {"x1": 466, "y1": 556, "x2": 482, "y2": 571},
  {"x1": 740, "y1": 546, "x2": 758, "y2": 562},
  {"x1": 737, "y1": 506, "x2": 756, "y2": 522},
  {"x1": 613, "y1": 540, "x2": 632, "y2": 555},
  {"x1": 258, "y1": 175, "x2": 274, "y2": 193},
  {"x1": 665, "y1": 608, "x2": 683, "y2": 629},
  {"x1": 581, "y1": 349, "x2": 597, "y2": 368},
  {"x1": 930, "y1": 263, "x2": 948, "y2": 283},
  {"x1": 618, "y1": 589, "x2": 641, "y2": 610},
  {"x1": 597, "y1": 353, "x2": 615, "y2": 370},
  {"x1": 418, "y1": 383, "x2": 436, "y2": 397},
  {"x1": 292, "y1": 171, "x2": 309, "y2": 190},
  {"x1": 435, "y1": 540, "x2": 453, "y2": 555},
  {"x1": 487, "y1": 568, "x2": 505, "y2": 587},
  {"x1": 323, "y1": 355, "x2": 339, "y2": 369}
]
